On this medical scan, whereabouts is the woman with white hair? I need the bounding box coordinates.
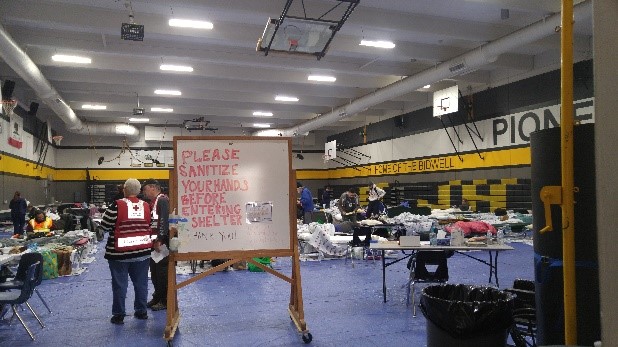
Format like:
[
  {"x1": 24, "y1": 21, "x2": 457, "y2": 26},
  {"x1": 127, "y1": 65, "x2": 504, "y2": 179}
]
[{"x1": 100, "y1": 178, "x2": 152, "y2": 325}]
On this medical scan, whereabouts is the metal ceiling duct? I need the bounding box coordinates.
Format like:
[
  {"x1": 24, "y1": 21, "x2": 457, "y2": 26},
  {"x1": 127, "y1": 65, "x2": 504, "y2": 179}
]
[
  {"x1": 0, "y1": 22, "x2": 139, "y2": 138},
  {"x1": 255, "y1": 0, "x2": 592, "y2": 137}
]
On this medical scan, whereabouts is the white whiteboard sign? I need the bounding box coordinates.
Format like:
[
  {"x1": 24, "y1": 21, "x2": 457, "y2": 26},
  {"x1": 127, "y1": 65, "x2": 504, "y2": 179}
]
[{"x1": 174, "y1": 137, "x2": 292, "y2": 253}]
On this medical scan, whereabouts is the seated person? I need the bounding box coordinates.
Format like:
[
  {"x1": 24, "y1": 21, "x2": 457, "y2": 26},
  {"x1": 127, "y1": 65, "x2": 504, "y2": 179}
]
[
  {"x1": 338, "y1": 187, "x2": 360, "y2": 224},
  {"x1": 459, "y1": 198, "x2": 470, "y2": 211},
  {"x1": 26, "y1": 210, "x2": 56, "y2": 237}
]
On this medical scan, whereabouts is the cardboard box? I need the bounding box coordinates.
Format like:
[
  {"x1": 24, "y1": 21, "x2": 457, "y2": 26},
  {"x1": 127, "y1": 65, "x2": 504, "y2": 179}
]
[
  {"x1": 399, "y1": 235, "x2": 421, "y2": 247},
  {"x1": 450, "y1": 229, "x2": 465, "y2": 246}
]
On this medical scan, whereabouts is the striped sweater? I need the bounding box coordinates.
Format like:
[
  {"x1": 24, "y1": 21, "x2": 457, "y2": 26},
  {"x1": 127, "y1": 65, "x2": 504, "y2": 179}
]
[{"x1": 100, "y1": 198, "x2": 152, "y2": 261}]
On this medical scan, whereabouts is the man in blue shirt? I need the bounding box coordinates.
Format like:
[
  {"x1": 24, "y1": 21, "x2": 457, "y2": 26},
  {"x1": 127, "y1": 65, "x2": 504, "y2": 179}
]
[{"x1": 297, "y1": 182, "x2": 314, "y2": 224}]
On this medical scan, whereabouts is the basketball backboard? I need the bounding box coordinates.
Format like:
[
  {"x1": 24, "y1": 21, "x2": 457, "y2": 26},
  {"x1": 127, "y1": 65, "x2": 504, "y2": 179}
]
[
  {"x1": 256, "y1": 0, "x2": 360, "y2": 60},
  {"x1": 324, "y1": 139, "x2": 337, "y2": 159},
  {"x1": 257, "y1": 17, "x2": 334, "y2": 56},
  {"x1": 433, "y1": 85, "x2": 459, "y2": 117}
]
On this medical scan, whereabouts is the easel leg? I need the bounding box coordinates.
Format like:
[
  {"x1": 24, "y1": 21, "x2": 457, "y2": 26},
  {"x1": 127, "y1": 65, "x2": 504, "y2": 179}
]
[
  {"x1": 164, "y1": 254, "x2": 180, "y2": 342},
  {"x1": 382, "y1": 251, "x2": 387, "y2": 303},
  {"x1": 289, "y1": 241, "x2": 312, "y2": 343}
]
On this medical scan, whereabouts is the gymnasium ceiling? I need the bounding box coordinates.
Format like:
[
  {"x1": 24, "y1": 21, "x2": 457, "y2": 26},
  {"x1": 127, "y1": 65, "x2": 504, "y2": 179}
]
[{"x1": 0, "y1": 0, "x2": 592, "y2": 139}]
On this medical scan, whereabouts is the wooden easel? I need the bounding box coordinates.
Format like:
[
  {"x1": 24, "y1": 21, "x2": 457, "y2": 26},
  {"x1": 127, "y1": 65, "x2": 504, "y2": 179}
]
[
  {"x1": 163, "y1": 137, "x2": 310, "y2": 346},
  {"x1": 163, "y1": 246, "x2": 310, "y2": 345}
]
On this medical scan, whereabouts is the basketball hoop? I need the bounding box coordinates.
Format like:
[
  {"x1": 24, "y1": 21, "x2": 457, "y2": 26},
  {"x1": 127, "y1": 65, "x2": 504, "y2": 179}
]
[
  {"x1": 289, "y1": 38, "x2": 299, "y2": 51},
  {"x1": 2, "y1": 99, "x2": 17, "y2": 117},
  {"x1": 52, "y1": 135, "x2": 64, "y2": 146},
  {"x1": 284, "y1": 25, "x2": 302, "y2": 52}
]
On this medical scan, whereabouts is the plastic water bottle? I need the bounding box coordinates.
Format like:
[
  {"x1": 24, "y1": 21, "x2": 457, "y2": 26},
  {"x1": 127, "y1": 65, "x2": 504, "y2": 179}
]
[
  {"x1": 486, "y1": 231, "x2": 493, "y2": 245},
  {"x1": 497, "y1": 229, "x2": 505, "y2": 245},
  {"x1": 429, "y1": 230, "x2": 437, "y2": 246}
]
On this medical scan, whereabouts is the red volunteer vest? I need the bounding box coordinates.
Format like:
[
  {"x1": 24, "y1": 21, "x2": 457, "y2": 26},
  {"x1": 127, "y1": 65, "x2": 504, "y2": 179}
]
[{"x1": 114, "y1": 197, "x2": 152, "y2": 252}]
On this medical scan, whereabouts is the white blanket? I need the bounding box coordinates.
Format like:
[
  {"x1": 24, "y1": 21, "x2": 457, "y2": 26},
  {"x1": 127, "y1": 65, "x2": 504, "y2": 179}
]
[{"x1": 297, "y1": 223, "x2": 348, "y2": 256}]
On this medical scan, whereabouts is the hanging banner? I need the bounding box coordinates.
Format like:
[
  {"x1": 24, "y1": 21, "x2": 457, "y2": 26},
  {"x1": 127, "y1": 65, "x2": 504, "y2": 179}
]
[{"x1": 8, "y1": 114, "x2": 23, "y2": 149}]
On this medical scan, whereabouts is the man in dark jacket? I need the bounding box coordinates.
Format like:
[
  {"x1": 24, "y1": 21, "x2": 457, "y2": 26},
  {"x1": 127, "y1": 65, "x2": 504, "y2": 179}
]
[
  {"x1": 9, "y1": 191, "x2": 27, "y2": 238},
  {"x1": 338, "y1": 187, "x2": 360, "y2": 224},
  {"x1": 321, "y1": 185, "x2": 334, "y2": 208},
  {"x1": 142, "y1": 178, "x2": 170, "y2": 311}
]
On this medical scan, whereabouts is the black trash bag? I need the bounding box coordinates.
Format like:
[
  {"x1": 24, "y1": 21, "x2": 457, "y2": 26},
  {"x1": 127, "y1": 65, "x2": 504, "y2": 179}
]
[{"x1": 420, "y1": 284, "x2": 515, "y2": 339}]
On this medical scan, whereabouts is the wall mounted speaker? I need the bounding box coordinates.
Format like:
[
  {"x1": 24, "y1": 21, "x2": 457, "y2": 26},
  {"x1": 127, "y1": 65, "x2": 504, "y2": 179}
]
[{"x1": 1, "y1": 80, "x2": 16, "y2": 100}]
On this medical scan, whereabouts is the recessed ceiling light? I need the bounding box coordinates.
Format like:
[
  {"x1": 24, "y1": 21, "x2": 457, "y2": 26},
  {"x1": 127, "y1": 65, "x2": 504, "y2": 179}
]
[
  {"x1": 169, "y1": 18, "x2": 213, "y2": 29},
  {"x1": 359, "y1": 40, "x2": 396, "y2": 49},
  {"x1": 160, "y1": 64, "x2": 194, "y2": 72},
  {"x1": 253, "y1": 111, "x2": 273, "y2": 117},
  {"x1": 52, "y1": 54, "x2": 92, "y2": 64},
  {"x1": 308, "y1": 75, "x2": 336, "y2": 82},
  {"x1": 275, "y1": 95, "x2": 299, "y2": 102},
  {"x1": 253, "y1": 123, "x2": 271, "y2": 128},
  {"x1": 423, "y1": 85, "x2": 431, "y2": 89},
  {"x1": 129, "y1": 117, "x2": 150, "y2": 123},
  {"x1": 82, "y1": 104, "x2": 107, "y2": 110},
  {"x1": 151, "y1": 107, "x2": 174, "y2": 112},
  {"x1": 154, "y1": 89, "x2": 182, "y2": 96}
]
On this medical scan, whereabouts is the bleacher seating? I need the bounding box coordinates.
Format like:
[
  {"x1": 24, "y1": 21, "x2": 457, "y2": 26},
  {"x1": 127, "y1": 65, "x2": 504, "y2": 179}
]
[{"x1": 386, "y1": 178, "x2": 531, "y2": 212}]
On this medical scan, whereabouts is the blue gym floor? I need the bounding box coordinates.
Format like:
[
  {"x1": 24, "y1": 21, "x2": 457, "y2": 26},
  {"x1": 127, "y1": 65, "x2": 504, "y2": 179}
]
[{"x1": 0, "y1": 236, "x2": 534, "y2": 347}]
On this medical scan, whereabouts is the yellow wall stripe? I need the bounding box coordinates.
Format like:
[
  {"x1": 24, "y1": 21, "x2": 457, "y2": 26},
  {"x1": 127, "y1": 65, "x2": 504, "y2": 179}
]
[
  {"x1": 1, "y1": 154, "x2": 54, "y2": 179},
  {"x1": 1, "y1": 154, "x2": 172, "y2": 181},
  {"x1": 297, "y1": 147, "x2": 531, "y2": 180},
  {"x1": 4, "y1": 147, "x2": 530, "y2": 183},
  {"x1": 54, "y1": 169, "x2": 170, "y2": 181}
]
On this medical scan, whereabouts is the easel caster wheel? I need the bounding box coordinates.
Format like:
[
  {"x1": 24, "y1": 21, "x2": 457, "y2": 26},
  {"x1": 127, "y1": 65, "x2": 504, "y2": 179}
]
[{"x1": 302, "y1": 332, "x2": 312, "y2": 343}]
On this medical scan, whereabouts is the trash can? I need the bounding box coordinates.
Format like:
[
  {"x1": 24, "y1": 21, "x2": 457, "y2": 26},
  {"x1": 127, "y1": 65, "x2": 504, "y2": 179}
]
[{"x1": 420, "y1": 284, "x2": 515, "y2": 347}]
